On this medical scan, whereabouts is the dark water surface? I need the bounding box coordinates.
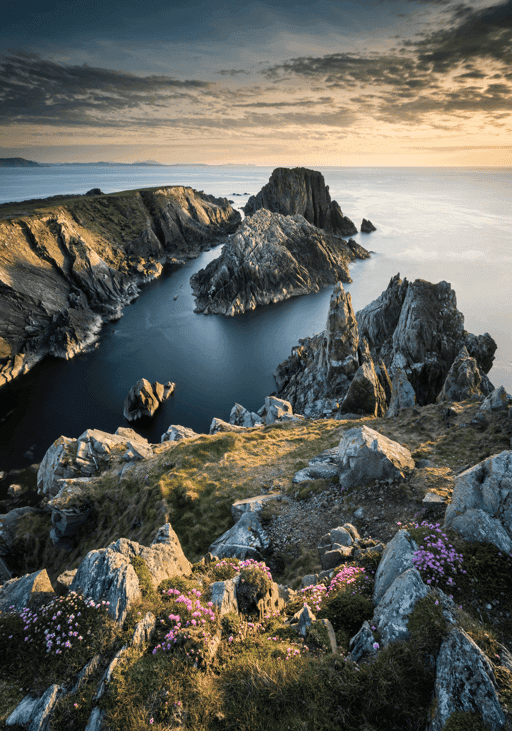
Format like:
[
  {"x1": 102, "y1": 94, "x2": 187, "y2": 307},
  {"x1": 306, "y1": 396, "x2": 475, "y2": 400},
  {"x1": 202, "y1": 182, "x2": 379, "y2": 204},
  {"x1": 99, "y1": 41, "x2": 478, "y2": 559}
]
[{"x1": 0, "y1": 165, "x2": 511, "y2": 474}]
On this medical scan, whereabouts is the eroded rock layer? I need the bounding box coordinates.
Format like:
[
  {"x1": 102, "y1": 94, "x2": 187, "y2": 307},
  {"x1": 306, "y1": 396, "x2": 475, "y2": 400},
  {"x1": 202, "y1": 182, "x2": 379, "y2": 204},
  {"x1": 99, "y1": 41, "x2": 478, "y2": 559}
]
[
  {"x1": 190, "y1": 209, "x2": 370, "y2": 316},
  {"x1": 0, "y1": 187, "x2": 240, "y2": 385}
]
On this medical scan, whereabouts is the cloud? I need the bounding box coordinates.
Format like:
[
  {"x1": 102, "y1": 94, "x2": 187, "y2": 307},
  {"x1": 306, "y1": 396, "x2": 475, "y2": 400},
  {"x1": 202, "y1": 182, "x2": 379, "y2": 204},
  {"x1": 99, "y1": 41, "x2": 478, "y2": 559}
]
[{"x1": 0, "y1": 51, "x2": 213, "y2": 125}]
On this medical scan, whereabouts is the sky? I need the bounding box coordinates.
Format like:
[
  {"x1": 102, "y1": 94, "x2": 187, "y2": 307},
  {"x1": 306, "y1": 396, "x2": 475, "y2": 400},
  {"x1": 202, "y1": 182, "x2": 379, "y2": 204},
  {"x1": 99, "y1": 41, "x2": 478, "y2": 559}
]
[{"x1": 1, "y1": 0, "x2": 511, "y2": 166}]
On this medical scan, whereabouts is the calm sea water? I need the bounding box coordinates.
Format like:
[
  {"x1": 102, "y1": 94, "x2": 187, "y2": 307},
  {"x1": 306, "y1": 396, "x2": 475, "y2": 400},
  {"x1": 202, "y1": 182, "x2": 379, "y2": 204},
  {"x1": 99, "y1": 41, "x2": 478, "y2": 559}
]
[{"x1": 0, "y1": 165, "x2": 510, "y2": 474}]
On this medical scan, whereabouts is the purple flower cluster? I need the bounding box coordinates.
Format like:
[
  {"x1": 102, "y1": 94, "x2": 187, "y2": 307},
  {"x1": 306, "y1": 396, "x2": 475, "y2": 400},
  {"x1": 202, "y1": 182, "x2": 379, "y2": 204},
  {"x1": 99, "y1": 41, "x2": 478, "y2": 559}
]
[
  {"x1": 212, "y1": 558, "x2": 272, "y2": 581},
  {"x1": 412, "y1": 522, "x2": 465, "y2": 597},
  {"x1": 299, "y1": 566, "x2": 367, "y2": 613},
  {"x1": 153, "y1": 588, "x2": 218, "y2": 660},
  {"x1": 14, "y1": 592, "x2": 110, "y2": 656}
]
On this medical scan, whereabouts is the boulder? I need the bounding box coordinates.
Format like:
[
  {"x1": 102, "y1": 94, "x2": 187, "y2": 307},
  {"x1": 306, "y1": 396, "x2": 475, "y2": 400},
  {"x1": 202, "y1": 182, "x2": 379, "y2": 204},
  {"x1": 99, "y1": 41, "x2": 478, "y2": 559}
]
[
  {"x1": 436, "y1": 346, "x2": 492, "y2": 403},
  {"x1": 373, "y1": 529, "x2": 418, "y2": 605},
  {"x1": 229, "y1": 403, "x2": 264, "y2": 428},
  {"x1": 161, "y1": 424, "x2": 200, "y2": 442},
  {"x1": 338, "y1": 426, "x2": 415, "y2": 491},
  {"x1": 443, "y1": 451, "x2": 512, "y2": 553},
  {"x1": 190, "y1": 208, "x2": 368, "y2": 316},
  {"x1": 209, "y1": 418, "x2": 246, "y2": 434},
  {"x1": 71, "y1": 529, "x2": 191, "y2": 624},
  {"x1": 263, "y1": 396, "x2": 303, "y2": 425},
  {"x1": 478, "y1": 385, "x2": 510, "y2": 414},
  {"x1": 243, "y1": 167, "x2": 358, "y2": 236},
  {"x1": 6, "y1": 684, "x2": 61, "y2": 730},
  {"x1": 37, "y1": 428, "x2": 151, "y2": 497},
  {"x1": 292, "y1": 446, "x2": 340, "y2": 483},
  {"x1": 209, "y1": 577, "x2": 240, "y2": 616},
  {"x1": 131, "y1": 611, "x2": 157, "y2": 649},
  {"x1": 208, "y1": 512, "x2": 270, "y2": 560},
  {"x1": 372, "y1": 568, "x2": 430, "y2": 645},
  {"x1": 46, "y1": 478, "x2": 92, "y2": 548},
  {"x1": 386, "y1": 368, "x2": 416, "y2": 417},
  {"x1": 55, "y1": 569, "x2": 77, "y2": 596},
  {"x1": 0, "y1": 569, "x2": 55, "y2": 612},
  {"x1": 289, "y1": 603, "x2": 316, "y2": 637},
  {"x1": 123, "y1": 378, "x2": 175, "y2": 421},
  {"x1": 360, "y1": 218, "x2": 376, "y2": 233},
  {"x1": 349, "y1": 620, "x2": 378, "y2": 662},
  {"x1": 429, "y1": 628, "x2": 506, "y2": 731}
]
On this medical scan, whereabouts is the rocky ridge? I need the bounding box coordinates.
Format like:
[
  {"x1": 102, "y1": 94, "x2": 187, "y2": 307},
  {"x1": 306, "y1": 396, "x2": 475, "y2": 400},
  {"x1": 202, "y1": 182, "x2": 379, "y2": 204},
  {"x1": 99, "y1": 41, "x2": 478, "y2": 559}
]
[
  {"x1": 274, "y1": 275, "x2": 497, "y2": 417},
  {"x1": 190, "y1": 208, "x2": 370, "y2": 315},
  {"x1": 0, "y1": 186, "x2": 240, "y2": 386}
]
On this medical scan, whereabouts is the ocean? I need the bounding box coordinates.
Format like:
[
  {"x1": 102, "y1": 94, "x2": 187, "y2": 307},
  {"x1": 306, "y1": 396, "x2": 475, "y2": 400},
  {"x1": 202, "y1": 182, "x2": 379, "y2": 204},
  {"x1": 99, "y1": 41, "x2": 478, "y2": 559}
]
[{"x1": 0, "y1": 165, "x2": 510, "y2": 474}]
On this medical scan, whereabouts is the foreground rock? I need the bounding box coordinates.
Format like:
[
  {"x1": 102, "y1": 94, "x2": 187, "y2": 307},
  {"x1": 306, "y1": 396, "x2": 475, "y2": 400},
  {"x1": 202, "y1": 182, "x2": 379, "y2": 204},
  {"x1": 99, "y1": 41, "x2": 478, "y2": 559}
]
[
  {"x1": 429, "y1": 628, "x2": 506, "y2": 730},
  {"x1": 37, "y1": 427, "x2": 153, "y2": 497},
  {"x1": 191, "y1": 209, "x2": 369, "y2": 315},
  {"x1": 338, "y1": 426, "x2": 415, "y2": 490},
  {"x1": 208, "y1": 512, "x2": 270, "y2": 560},
  {"x1": 0, "y1": 568, "x2": 55, "y2": 611},
  {"x1": 0, "y1": 187, "x2": 240, "y2": 386},
  {"x1": 444, "y1": 450, "x2": 512, "y2": 553},
  {"x1": 123, "y1": 378, "x2": 175, "y2": 421},
  {"x1": 71, "y1": 525, "x2": 192, "y2": 624},
  {"x1": 243, "y1": 167, "x2": 358, "y2": 236}
]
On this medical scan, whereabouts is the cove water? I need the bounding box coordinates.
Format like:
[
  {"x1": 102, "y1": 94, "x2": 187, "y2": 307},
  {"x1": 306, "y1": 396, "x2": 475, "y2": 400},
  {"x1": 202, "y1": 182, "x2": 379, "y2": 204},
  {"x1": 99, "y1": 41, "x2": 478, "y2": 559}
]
[{"x1": 0, "y1": 165, "x2": 510, "y2": 473}]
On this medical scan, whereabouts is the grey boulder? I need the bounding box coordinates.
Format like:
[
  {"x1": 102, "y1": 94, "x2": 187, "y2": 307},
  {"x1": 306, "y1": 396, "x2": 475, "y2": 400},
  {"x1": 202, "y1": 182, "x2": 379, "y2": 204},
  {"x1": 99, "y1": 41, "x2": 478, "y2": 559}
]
[
  {"x1": 161, "y1": 424, "x2": 200, "y2": 442},
  {"x1": 444, "y1": 451, "x2": 512, "y2": 553},
  {"x1": 372, "y1": 568, "x2": 430, "y2": 645},
  {"x1": 429, "y1": 628, "x2": 506, "y2": 731},
  {"x1": 373, "y1": 529, "x2": 418, "y2": 605},
  {"x1": 229, "y1": 403, "x2": 264, "y2": 428},
  {"x1": 338, "y1": 425, "x2": 415, "y2": 490},
  {"x1": 208, "y1": 512, "x2": 270, "y2": 560},
  {"x1": 0, "y1": 569, "x2": 55, "y2": 612},
  {"x1": 386, "y1": 368, "x2": 416, "y2": 417}
]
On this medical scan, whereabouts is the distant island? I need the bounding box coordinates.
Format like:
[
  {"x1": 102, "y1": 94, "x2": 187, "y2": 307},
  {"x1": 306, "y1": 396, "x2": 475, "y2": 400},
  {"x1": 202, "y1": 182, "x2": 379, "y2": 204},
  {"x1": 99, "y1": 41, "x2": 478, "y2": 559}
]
[{"x1": 0, "y1": 158, "x2": 44, "y2": 167}]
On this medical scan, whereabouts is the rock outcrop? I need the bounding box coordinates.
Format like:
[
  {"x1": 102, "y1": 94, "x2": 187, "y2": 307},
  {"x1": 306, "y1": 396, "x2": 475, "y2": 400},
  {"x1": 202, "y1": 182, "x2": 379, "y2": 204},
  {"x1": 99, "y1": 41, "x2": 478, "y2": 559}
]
[
  {"x1": 123, "y1": 378, "x2": 175, "y2": 421},
  {"x1": 274, "y1": 275, "x2": 497, "y2": 415},
  {"x1": 356, "y1": 274, "x2": 496, "y2": 404},
  {"x1": 360, "y1": 218, "x2": 376, "y2": 233},
  {"x1": 436, "y1": 346, "x2": 492, "y2": 403},
  {"x1": 243, "y1": 167, "x2": 358, "y2": 236},
  {"x1": 190, "y1": 209, "x2": 369, "y2": 316},
  {"x1": 274, "y1": 282, "x2": 389, "y2": 418},
  {"x1": 0, "y1": 187, "x2": 240, "y2": 386},
  {"x1": 71, "y1": 527, "x2": 192, "y2": 624},
  {"x1": 443, "y1": 451, "x2": 512, "y2": 553},
  {"x1": 337, "y1": 426, "x2": 415, "y2": 491},
  {"x1": 208, "y1": 512, "x2": 270, "y2": 560}
]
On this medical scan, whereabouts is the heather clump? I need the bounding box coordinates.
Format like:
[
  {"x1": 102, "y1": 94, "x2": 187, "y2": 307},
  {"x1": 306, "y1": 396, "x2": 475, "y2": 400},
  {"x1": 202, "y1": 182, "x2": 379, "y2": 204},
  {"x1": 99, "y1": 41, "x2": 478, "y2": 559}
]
[
  {"x1": 0, "y1": 592, "x2": 120, "y2": 693},
  {"x1": 152, "y1": 587, "x2": 220, "y2": 667},
  {"x1": 410, "y1": 522, "x2": 465, "y2": 599}
]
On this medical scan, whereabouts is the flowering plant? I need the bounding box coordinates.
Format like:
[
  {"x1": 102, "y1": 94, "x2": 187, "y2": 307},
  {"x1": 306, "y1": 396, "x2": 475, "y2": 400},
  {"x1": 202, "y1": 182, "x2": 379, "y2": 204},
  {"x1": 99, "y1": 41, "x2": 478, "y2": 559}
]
[{"x1": 412, "y1": 522, "x2": 465, "y2": 598}]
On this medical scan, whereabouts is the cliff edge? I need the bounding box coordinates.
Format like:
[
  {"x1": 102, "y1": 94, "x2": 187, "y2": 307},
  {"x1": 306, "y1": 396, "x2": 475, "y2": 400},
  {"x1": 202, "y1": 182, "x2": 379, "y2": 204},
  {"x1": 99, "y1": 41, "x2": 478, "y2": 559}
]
[{"x1": 0, "y1": 186, "x2": 240, "y2": 386}]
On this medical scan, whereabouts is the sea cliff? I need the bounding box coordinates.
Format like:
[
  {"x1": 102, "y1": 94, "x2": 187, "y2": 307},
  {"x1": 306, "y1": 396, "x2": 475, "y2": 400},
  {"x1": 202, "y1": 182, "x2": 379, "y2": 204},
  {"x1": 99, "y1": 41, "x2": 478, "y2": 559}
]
[{"x1": 0, "y1": 187, "x2": 240, "y2": 386}]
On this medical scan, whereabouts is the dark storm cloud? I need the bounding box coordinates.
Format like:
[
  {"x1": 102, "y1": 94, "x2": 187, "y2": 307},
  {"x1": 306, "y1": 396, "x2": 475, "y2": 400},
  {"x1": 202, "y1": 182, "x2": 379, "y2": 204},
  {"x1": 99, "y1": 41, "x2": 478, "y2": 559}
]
[
  {"x1": 0, "y1": 51, "x2": 212, "y2": 125},
  {"x1": 263, "y1": 0, "x2": 512, "y2": 122}
]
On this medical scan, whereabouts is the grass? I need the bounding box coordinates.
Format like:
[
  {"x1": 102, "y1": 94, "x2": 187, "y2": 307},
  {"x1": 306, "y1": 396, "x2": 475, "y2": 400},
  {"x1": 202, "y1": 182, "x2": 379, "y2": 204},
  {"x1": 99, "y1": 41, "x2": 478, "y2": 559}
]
[{"x1": 2, "y1": 400, "x2": 512, "y2": 729}]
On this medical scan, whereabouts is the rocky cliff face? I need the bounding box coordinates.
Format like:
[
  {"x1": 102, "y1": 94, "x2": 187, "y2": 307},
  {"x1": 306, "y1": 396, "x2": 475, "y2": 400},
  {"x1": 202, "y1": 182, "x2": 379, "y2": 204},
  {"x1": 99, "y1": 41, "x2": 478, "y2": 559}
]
[
  {"x1": 0, "y1": 187, "x2": 240, "y2": 385},
  {"x1": 243, "y1": 167, "x2": 358, "y2": 237},
  {"x1": 274, "y1": 275, "x2": 497, "y2": 416},
  {"x1": 190, "y1": 209, "x2": 370, "y2": 316},
  {"x1": 356, "y1": 274, "x2": 496, "y2": 404}
]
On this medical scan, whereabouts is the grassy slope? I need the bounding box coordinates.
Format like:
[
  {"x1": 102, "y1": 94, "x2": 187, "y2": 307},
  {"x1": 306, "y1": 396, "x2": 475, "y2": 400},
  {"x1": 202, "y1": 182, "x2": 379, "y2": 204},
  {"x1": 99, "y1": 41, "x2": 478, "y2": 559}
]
[{"x1": 1, "y1": 400, "x2": 512, "y2": 730}]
